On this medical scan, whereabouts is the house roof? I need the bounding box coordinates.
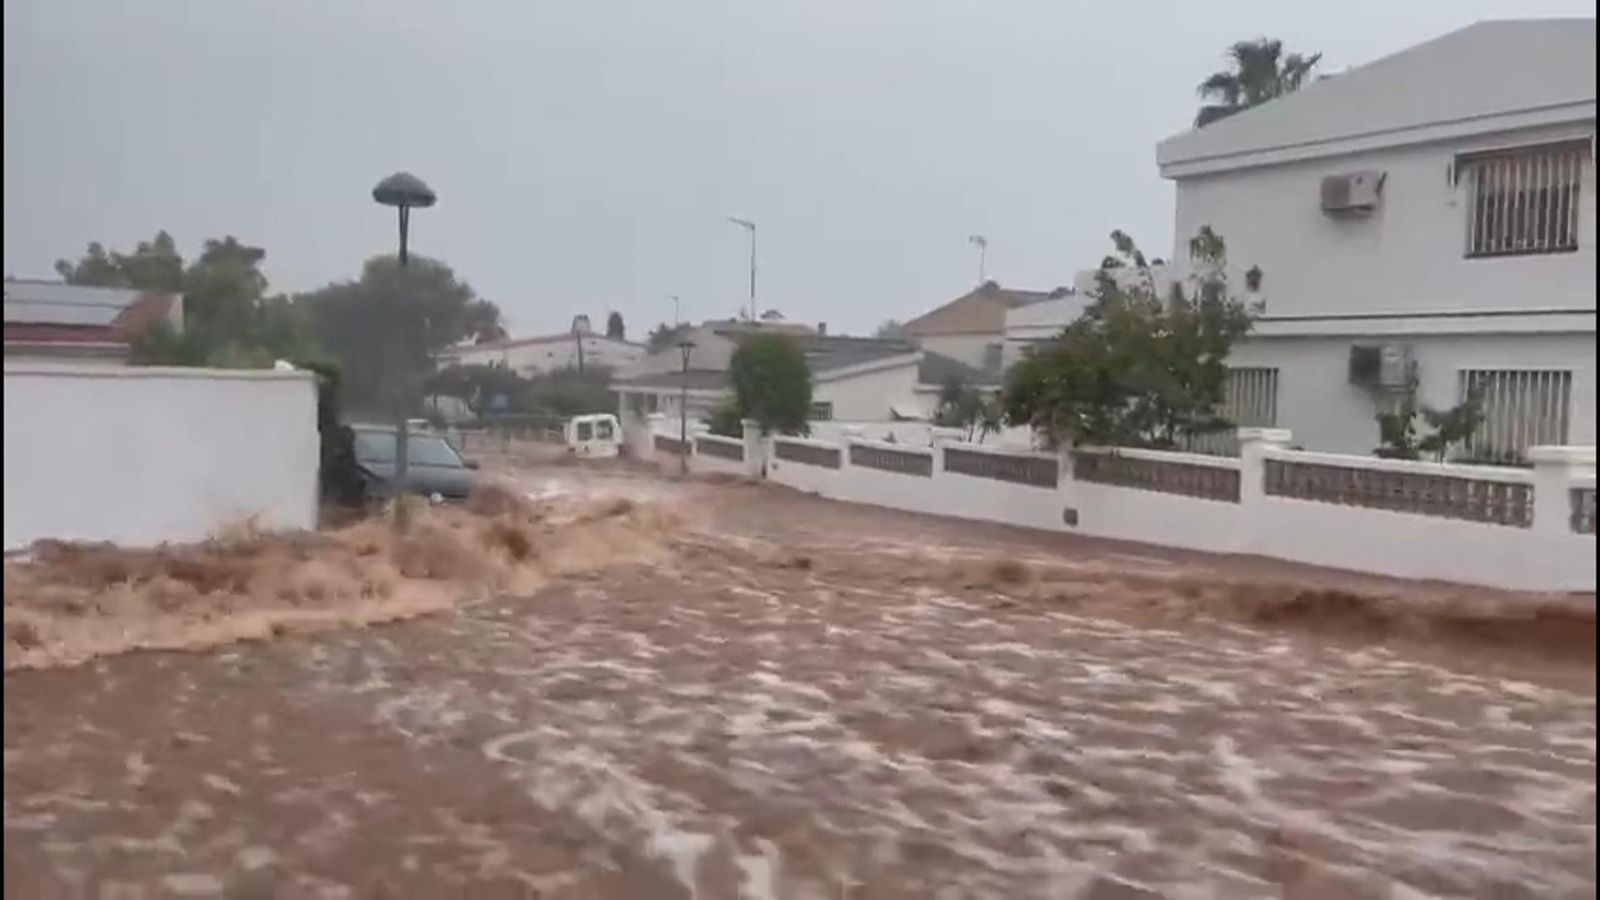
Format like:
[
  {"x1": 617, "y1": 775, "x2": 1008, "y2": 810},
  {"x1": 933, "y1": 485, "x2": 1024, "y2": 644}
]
[
  {"x1": 3, "y1": 280, "x2": 180, "y2": 348},
  {"x1": 917, "y1": 351, "x2": 997, "y2": 388},
  {"x1": 609, "y1": 369, "x2": 733, "y2": 393},
  {"x1": 705, "y1": 318, "x2": 816, "y2": 337},
  {"x1": 1158, "y1": 19, "x2": 1597, "y2": 176},
  {"x1": 455, "y1": 330, "x2": 645, "y2": 353},
  {"x1": 904, "y1": 282, "x2": 1063, "y2": 336},
  {"x1": 799, "y1": 335, "x2": 918, "y2": 373}
]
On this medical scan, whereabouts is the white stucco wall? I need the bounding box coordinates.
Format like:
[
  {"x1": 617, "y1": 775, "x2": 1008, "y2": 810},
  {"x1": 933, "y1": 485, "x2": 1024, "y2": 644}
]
[
  {"x1": 1171, "y1": 122, "x2": 1597, "y2": 319},
  {"x1": 815, "y1": 361, "x2": 921, "y2": 421},
  {"x1": 1230, "y1": 332, "x2": 1598, "y2": 455},
  {"x1": 3, "y1": 364, "x2": 320, "y2": 550}
]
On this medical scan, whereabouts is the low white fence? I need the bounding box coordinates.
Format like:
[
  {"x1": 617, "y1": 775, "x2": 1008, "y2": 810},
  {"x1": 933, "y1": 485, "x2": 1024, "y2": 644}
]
[
  {"x1": 632, "y1": 417, "x2": 1595, "y2": 591},
  {"x1": 3, "y1": 363, "x2": 320, "y2": 550},
  {"x1": 762, "y1": 427, "x2": 1595, "y2": 593}
]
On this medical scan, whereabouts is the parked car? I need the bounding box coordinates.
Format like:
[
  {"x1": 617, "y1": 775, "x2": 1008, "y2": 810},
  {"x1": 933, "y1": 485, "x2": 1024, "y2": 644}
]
[{"x1": 351, "y1": 423, "x2": 480, "y2": 502}]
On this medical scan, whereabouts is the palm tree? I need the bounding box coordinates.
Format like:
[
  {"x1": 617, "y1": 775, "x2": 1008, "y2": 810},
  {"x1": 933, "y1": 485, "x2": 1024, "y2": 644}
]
[{"x1": 1195, "y1": 38, "x2": 1322, "y2": 128}]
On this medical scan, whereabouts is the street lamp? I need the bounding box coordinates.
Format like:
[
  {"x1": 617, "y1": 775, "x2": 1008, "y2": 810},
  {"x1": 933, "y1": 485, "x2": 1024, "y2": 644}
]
[
  {"x1": 374, "y1": 172, "x2": 437, "y2": 266},
  {"x1": 372, "y1": 172, "x2": 436, "y2": 520},
  {"x1": 727, "y1": 217, "x2": 756, "y2": 322},
  {"x1": 969, "y1": 234, "x2": 989, "y2": 285},
  {"x1": 677, "y1": 339, "x2": 696, "y2": 476},
  {"x1": 670, "y1": 294, "x2": 682, "y2": 326}
]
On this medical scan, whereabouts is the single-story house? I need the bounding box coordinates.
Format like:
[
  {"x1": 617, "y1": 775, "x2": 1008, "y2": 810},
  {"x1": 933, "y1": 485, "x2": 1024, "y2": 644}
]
[
  {"x1": 903, "y1": 281, "x2": 1070, "y2": 374},
  {"x1": 612, "y1": 320, "x2": 925, "y2": 424},
  {"x1": 3, "y1": 279, "x2": 183, "y2": 364}
]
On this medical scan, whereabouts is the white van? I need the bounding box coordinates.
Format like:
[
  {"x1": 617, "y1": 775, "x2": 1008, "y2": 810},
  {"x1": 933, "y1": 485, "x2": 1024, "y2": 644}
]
[{"x1": 565, "y1": 414, "x2": 620, "y2": 459}]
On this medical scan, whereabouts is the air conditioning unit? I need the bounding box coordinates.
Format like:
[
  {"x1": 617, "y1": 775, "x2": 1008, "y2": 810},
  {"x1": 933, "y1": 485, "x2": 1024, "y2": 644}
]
[
  {"x1": 1321, "y1": 171, "x2": 1385, "y2": 214},
  {"x1": 1348, "y1": 344, "x2": 1413, "y2": 388}
]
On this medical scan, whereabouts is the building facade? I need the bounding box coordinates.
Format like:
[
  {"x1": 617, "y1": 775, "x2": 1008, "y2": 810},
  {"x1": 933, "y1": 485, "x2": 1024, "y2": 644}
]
[{"x1": 1012, "y1": 20, "x2": 1596, "y2": 463}]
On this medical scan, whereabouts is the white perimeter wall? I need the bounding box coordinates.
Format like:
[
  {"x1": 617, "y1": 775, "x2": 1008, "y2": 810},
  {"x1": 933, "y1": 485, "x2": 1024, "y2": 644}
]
[
  {"x1": 763, "y1": 434, "x2": 1594, "y2": 592},
  {"x1": 4, "y1": 364, "x2": 320, "y2": 550},
  {"x1": 1230, "y1": 331, "x2": 1599, "y2": 454}
]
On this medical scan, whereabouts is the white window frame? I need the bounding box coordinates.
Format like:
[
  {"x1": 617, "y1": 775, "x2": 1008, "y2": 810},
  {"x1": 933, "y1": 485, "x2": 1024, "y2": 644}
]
[
  {"x1": 1184, "y1": 366, "x2": 1279, "y2": 456},
  {"x1": 1457, "y1": 367, "x2": 1572, "y2": 465},
  {"x1": 1458, "y1": 139, "x2": 1587, "y2": 258}
]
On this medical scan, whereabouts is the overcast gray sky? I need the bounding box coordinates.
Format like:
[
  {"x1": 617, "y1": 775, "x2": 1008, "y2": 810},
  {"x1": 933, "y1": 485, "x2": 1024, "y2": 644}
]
[{"x1": 4, "y1": 0, "x2": 1592, "y2": 337}]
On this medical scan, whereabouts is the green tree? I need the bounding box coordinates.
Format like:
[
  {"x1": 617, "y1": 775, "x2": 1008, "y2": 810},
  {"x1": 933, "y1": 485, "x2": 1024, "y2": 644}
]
[
  {"x1": 647, "y1": 321, "x2": 690, "y2": 351},
  {"x1": 1003, "y1": 228, "x2": 1257, "y2": 448},
  {"x1": 934, "y1": 376, "x2": 1001, "y2": 442},
  {"x1": 728, "y1": 333, "x2": 812, "y2": 435},
  {"x1": 427, "y1": 364, "x2": 529, "y2": 417},
  {"x1": 1374, "y1": 376, "x2": 1485, "y2": 462},
  {"x1": 297, "y1": 255, "x2": 504, "y2": 413},
  {"x1": 606, "y1": 311, "x2": 626, "y2": 340},
  {"x1": 523, "y1": 364, "x2": 616, "y2": 417},
  {"x1": 1195, "y1": 38, "x2": 1321, "y2": 127},
  {"x1": 875, "y1": 319, "x2": 908, "y2": 339},
  {"x1": 55, "y1": 231, "x2": 321, "y2": 368},
  {"x1": 55, "y1": 230, "x2": 184, "y2": 291},
  {"x1": 703, "y1": 400, "x2": 744, "y2": 438}
]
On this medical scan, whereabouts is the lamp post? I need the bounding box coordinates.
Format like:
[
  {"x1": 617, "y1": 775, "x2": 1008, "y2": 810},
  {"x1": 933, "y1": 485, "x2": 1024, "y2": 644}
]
[
  {"x1": 969, "y1": 234, "x2": 988, "y2": 285},
  {"x1": 670, "y1": 294, "x2": 681, "y2": 326},
  {"x1": 677, "y1": 339, "x2": 695, "y2": 476},
  {"x1": 372, "y1": 172, "x2": 437, "y2": 519},
  {"x1": 571, "y1": 314, "x2": 591, "y2": 375},
  {"x1": 727, "y1": 217, "x2": 756, "y2": 322}
]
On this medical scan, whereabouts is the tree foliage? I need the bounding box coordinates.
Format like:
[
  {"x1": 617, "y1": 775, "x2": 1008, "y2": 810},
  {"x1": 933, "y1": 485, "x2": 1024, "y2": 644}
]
[
  {"x1": 933, "y1": 377, "x2": 1002, "y2": 443},
  {"x1": 55, "y1": 231, "x2": 184, "y2": 291},
  {"x1": 1195, "y1": 38, "x2": 1321, "y2": 127},
  {"x1": 728, "y1": 333, "x2": 812, "y2": 435},
  {"x1": 1374, "y1": 377, "x2": 1485, "y2": 462},
  {"x1": 297, "y1": 255, "x2": 503, "y2": 413},
  {"x1": 875, "y1": 319, "x2": 908, "y2": 339},
  {"x1": 55, "y1": 230, "x2": 324, "y2": 369},
  {"x1": 606, "y1": 311, "x2": 626, "y2": 340},
  {"x1": 703, "y1": 400, "x2": 745, "y2": 438},
  {"x1": 1003, "y1": 228, "x2": 1258, "y2": 449},
  {"x1": 647, "y1": 321, "x2": 691, "y2": 351},
  {"x1": 427, "y1": 363, "x2": 615, "y2": 419}
]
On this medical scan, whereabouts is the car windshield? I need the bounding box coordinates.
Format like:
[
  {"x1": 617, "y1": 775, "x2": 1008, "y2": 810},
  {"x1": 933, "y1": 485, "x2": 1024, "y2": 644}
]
[{"x1": 353, "y1": 431, "x2": 464, "y2": 468}]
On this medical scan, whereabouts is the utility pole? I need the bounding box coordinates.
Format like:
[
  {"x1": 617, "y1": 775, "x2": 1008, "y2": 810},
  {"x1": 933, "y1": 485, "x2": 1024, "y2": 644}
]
[
  {"x1": 572, "y1": 314, "x2": 589, "y2": 375},
  {"x1": 728, "y1": 217, "x2": 756, "y2": 322},
  {"x1": 677, "y1": 339, "x2": 695, "y2": 476},
  {"x1": 969, "y1": 234, "x2": 989, "y2": 285}
]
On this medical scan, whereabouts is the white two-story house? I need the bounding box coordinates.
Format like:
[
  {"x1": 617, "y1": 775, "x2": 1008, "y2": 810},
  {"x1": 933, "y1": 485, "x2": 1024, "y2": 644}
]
[{"x1": 1154, "y1": 18, "x2": 1596, "y2": 463}]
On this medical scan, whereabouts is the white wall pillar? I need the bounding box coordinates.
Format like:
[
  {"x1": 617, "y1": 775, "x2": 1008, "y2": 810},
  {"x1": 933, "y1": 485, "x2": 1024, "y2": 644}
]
[
  {"x1": 1237, "y1": 427, "x2": 1294, "y2": 507},
  {"x1": 1529, "y1": 446, "x2": 1597, "y2": 536},
  {"x1": 741, "y1": 419, "x2": 766, "y2": 479}
]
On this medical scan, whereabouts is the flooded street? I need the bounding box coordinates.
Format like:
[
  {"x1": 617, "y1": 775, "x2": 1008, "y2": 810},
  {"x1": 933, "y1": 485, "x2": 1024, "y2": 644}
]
[{"x1": 5, "y1": 468, "x2": 1596, "y2": 898}]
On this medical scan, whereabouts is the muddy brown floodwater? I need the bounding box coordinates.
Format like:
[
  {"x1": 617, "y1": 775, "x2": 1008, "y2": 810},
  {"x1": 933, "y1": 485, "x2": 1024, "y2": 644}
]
[{"x1": 4, "y1": 466, "x2": 1596, "y2": 899}]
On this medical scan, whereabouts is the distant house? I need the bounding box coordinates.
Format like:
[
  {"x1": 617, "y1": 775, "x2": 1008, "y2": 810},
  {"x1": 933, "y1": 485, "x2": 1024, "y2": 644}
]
[
  {"x1": 611, "y1": 320, "x2": 926, "y2": 424},
  {"x1": 435, "y1": 330, "x2": 647, "y2": 377},
  {"x1": 903, "y1": 281, "x2": 1067, "y2": 374},
  {"x1": 3, "y1": 280, "x2": 183, "y2": 365}
]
